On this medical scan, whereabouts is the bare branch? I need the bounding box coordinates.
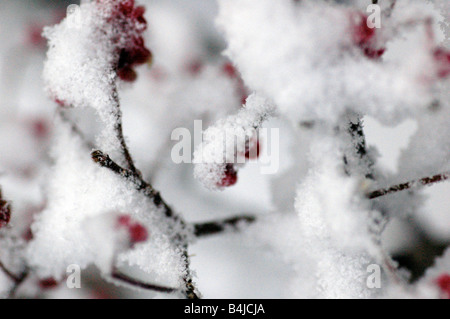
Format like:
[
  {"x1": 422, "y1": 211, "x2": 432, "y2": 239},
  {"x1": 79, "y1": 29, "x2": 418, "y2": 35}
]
[
  {"x1": 111, "y1": 268, "x2": 178, "y2": 294},
  {"x1": 367, "y1": 172, "x2": 449, "y2": 199}
]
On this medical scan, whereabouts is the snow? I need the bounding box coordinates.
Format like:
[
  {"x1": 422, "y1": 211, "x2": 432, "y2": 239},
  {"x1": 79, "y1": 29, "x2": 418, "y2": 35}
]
[
  {"x1": 193, "y1": 93, "x2": 276, "y2": 190},
  {"x1": 0, "y1": 0, "x2": 448, "y2": 299},
  {"x1": 25, "y1": 119, "x2": 186, "y2": 288},
  {"x1": 216, "y1": 0, "x2": 444, "y2": 126}
]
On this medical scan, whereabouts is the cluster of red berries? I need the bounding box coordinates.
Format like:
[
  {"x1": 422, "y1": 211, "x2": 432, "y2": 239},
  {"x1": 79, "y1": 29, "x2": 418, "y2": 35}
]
[
  {"x1": 350, "y1": 12, "x2": 385, "y2": 60},
  {"x1": 97, "y1": 0, "x2": 152, "y2": 82},
  {"x1": 116, "y1": 214, "x2": 149, "y2": 246},
  {"x1": 217, "y1": 137, "x2": 261, "y2": 188},
  {"x1": 0, "y1": 190, "x2": 11, "y2": 229}
]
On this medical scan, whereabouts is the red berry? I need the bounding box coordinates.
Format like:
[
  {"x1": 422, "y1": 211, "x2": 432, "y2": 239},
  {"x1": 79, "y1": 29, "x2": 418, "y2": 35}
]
[
  {"x1": 363, "y1": 47, "x2": 386, "y2": 60},
  {"x1": 39, "y1": 278, "x2": 59, "y2": 290},
  {"x1": 218, "y1": 164, "x2": 238, "y2": 187},
  {"x1": 436, "y1": 274, "x2": 450, "y2": 299},
  {"x1": 352, "y1": 13, "x2": 375, "y2": 45},
  {"x1": 350, "y1": 12, "x2": 385, "y2": 60},
  {"x1": 117, "y1": 66, "x2": 137, "y2": 82},
  {"x1": 116, "y1": 215, "x2": 148, "y2": 245},
  {"x1": 133, "y1": 6, "x2": 147, "y2": 25},
  {"x1": 129, "y1": 223, "x2": 148, "y2": 244},
  {"x1": 433, "y1": 48, "x2": 450, "y2": 79}
]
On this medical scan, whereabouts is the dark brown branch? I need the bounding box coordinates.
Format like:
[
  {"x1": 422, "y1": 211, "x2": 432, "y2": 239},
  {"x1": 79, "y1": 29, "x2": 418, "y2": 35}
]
[
  {"x1": 344, "y1": 115, "x2": 375, "y2": 180},
  {"x1": 111, "y1": 268, "x2": 177, "y2": 294},
  {"x1": 367, "y1": 172, "x2": 449, "y2": 199},
  {"x1": 0, "y1": 261, "x2": 22, "y2": 283},
  {"x1": 111, "y1": 85, "x2": 139, "y2": 175},
  {"x1": 194, "y1": 215, "x2": 256, "y2": 237}
]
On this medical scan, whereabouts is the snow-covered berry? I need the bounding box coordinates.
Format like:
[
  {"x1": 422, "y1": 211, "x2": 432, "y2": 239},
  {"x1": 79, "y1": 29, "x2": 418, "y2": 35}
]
[
  {"x1": 116, "y1": 214, "x2": 149, "y2": 245},
  {"x1": 218, "y1": 164, "x2": 238, "y2": 188},
  {"x1": 96, "y1": 0, "x2": 152, "y2": 82}
]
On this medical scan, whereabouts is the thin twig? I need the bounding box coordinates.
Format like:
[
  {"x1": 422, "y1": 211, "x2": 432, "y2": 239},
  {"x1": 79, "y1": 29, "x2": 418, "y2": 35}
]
[
  {"x1": 367, "y1": 172, "x2": 449, "y2": 199},
  {"x1": 0, "y1": 261, "x2": 21, "y2": 283},
  {"x1": 194, "y1": 215, "x2": 256, "y2": 237},
  {"x1": 111, "y1": 268, "x2": 178, "y2": 294},
  {"x1": 57, "y1": 109, "x2": 96, "y2": 149},
  {"x1": 111, "y1": 84, "x2": 139, "y2": 175}
]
